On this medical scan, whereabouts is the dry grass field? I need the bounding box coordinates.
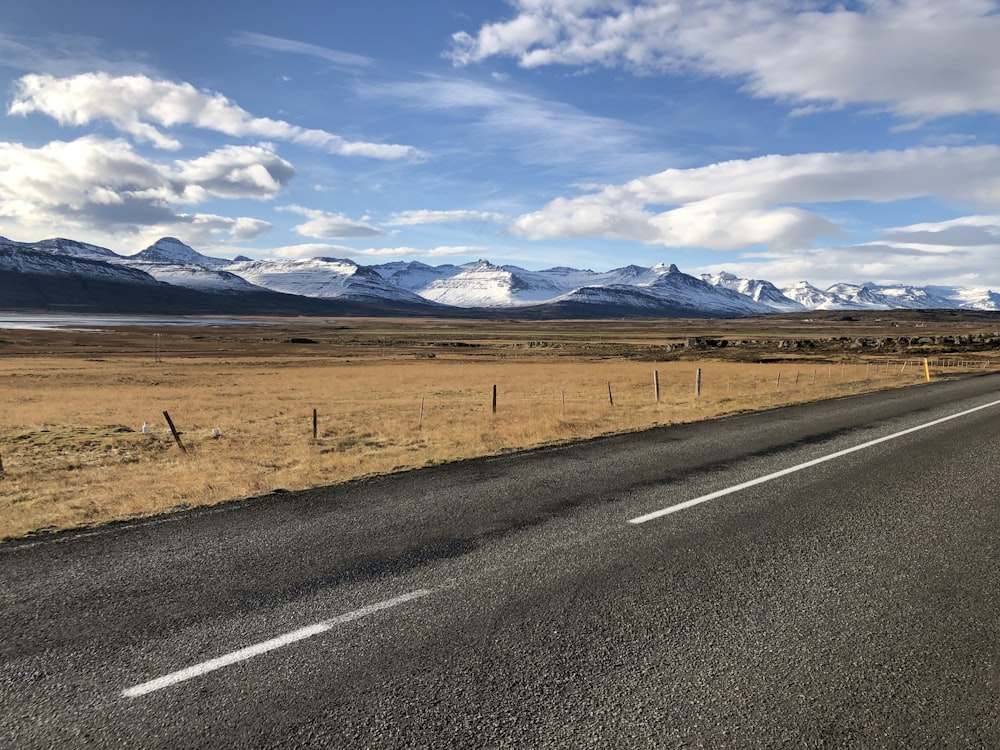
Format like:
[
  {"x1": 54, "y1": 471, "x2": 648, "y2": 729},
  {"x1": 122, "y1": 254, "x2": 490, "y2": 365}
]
[{"x1": 1, "y1": 311, "x2": 998, "y2": 540}]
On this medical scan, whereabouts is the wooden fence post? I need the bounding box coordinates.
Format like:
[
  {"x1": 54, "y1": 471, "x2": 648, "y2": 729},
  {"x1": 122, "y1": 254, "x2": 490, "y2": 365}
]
[
  {"x1": 695, "y1": 368, "x2": 702, "y2": 397},
  {"x1": 607, "y1": 382, "x2": 614, "y2": 407},
  {"x1": 162, "y1": 410, "x2": 186, "y2": 453},
  {"x1": 492, "y1": 384, "x2": 497, "y2": 414},
  {"x1": 654, "y1": 370, "x2": 660, "y2": 403},
  {"x1": 313, "y1": 408, "x2": 318, "y2": 439}
]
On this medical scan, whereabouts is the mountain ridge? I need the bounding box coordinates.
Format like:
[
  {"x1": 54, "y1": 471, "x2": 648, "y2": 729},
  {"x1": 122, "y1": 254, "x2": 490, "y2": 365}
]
[{"x1": 3, "y1": 234, "x2": 999, "y2": 317}]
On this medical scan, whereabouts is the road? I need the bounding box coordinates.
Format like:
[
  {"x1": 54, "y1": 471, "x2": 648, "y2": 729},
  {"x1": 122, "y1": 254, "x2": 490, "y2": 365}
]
[{"x1": 2, "y1": 374, "x2": 999, "y2": 747}]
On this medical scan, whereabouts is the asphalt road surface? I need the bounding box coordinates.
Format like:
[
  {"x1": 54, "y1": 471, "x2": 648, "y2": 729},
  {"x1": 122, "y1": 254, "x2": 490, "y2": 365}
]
[{"x1": 3, "y1": 374, "x2": 999, "y2": 748}]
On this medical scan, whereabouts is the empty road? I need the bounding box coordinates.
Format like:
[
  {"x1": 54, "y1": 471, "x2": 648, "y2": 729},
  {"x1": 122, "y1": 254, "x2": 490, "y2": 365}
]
[{"x1": 3, "y1": 374, "x2": 999, "y2": 747}]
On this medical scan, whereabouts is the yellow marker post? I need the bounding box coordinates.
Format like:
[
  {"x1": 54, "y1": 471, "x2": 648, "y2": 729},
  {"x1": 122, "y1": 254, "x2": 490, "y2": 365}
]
[{"x1": 924, "y1": 358, "x2": 931, "y2": 382}]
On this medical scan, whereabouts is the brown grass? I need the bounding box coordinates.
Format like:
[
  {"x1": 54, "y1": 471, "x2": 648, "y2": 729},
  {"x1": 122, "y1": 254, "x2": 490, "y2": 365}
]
[{"x1": 0, "y1": 315, "x2": 996, "y2": 540}]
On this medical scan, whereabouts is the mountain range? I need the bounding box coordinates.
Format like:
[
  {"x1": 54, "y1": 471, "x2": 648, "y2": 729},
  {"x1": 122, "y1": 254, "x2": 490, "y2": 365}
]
[{"x1": 3, "y1": 235, "x2": 1000, "y2": 318}]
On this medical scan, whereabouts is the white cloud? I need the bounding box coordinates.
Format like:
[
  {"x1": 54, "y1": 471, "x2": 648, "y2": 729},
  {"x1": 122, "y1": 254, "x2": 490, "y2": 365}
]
[
  {"x1": 9, "y1": 72, "x2": 420, "y2": 159},
  {"x1": 881, "y1": 215, "x2": 1000, "y2": 246},
  {"x1": 512, "y1": 145, "x2": 1000, "y2": 250},
  {"x1": 450, "y1": 0, "x2": 1000, "y2": 120},
  {"x1": 172, "y1": 145, "x2": 295, "y2": 200},
  {"x1": 271, "y1": 243, "x2": 483, "y2": 260},
  {"x1": 279, "y1": 205, "x2": 385, "y2": 239},
  {"x1": 386, "y1": 209, "x2": 507, "y2": 226},
  {"x1": 271, "y1": 243, "x2": 356, "y2": 259},
  {"x1": 697, "y1": 240, "x2": 994, "y2": 289},
  {"x1": 0, "y1": 135, "x2": 279, "y2": 243},
  {"x1": 229, "y1": 31, "x2": 374, "y2": 69},
  {"x1": 692, "y1": 215, "x2": 1000, "y2": 288},
  {"x1": 366, "y1": 75, "x2": 657, "y2": 174},
  {"x1": 348, "y1": 245, "x2": 487, "y2": 258},
  {"x1": 0, "y1": 31, "x2": 156, "y2": 77}
]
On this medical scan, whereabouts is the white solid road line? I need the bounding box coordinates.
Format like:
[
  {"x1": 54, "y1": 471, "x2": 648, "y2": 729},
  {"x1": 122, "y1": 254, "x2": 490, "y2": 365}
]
[
  {"x1": 628, "y1": 396, "x2": 1000, "y2": 525},
  {"x1": 122, "y1": 588, "x2": 433, "y2": 698}
]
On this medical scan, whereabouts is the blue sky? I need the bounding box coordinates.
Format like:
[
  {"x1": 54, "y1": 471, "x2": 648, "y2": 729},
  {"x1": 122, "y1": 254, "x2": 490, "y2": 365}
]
[{"x1": 3, "y1": 0, "x2": 1000, "y2": 288}]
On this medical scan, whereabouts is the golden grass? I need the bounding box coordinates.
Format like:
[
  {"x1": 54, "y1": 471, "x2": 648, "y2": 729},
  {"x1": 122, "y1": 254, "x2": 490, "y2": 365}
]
[{"x1": 0, "y1": 328, "x2": 992, "y2": 540}]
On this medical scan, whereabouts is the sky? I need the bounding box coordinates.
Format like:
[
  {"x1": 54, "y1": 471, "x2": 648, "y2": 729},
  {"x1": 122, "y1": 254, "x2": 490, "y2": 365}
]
[{"x1": 3, "y1": 0, "x2": 1000, "y2": 288}]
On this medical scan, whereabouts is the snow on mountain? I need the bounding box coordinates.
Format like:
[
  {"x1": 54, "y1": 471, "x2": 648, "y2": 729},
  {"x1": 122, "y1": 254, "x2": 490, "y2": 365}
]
[
  {"x1": 0, "y1": 245, "x2": 160, "y2": 285},
  {"x1": 7, "y1": 233, "x2": 1000, "y2": 316},
  {"x1": 528, "y1": 265, "x2": 602, "y2": 289},
  {"x1": 129, "y1": 237, "x2": 231, "y2": 269},
  {"x1": 137, "y1": 265, "x2": 267, "y2": 293},
  {"x1": 417, "y1": 260, "x2": 567, "y2": 307},
  {"x1": 927, "y1": 286, "x2": 1000, "y2": 310},
  {"x1": 543, "y1": 265, "x2": 774, "y2": 317},
  {"x1": 856, "y1": 283, "x2": 956, "y2": 310},
  {"x1": 645, "y1": 265, "x2": 774, "y2": 315},
  {"x1": 408, "y1": 261, "x2": 679, "y2": 308},
  {"x1": 549, "y1": 284, "x2": 680, "y2": 313},
  {"x1": 34, "y1": 237, "x2": 122, "y2": 261},
  {"x1": 704, "y1": 272, "x2": 807, "y2": 312},
  {"x1": 371, "y1": 260, "x2": 463, "y2": 292},
  {"x1": 222, "y1": 257, "x2": 430, "y2": 303},
  {"x1": 822, "y1": 283, "x2": 892, "y2": 309},
  {"x1": 782, "y1": 281, "x2": 851, "y2": 310},
  {"x1": 117, "y1": 237, "x2": 264, "y2": 292}
]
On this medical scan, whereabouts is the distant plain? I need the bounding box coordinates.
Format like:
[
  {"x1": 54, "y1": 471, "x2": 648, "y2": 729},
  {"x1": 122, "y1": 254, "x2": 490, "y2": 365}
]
[{"x1": 1, "y1": 310, "x2": 997, "y2": 541}]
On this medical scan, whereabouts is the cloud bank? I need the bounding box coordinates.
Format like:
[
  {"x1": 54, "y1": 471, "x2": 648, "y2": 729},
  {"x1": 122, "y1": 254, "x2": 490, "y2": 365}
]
[
  {"x1": 512, "y1": 145, "x2": 1000, "y2": 251},
  {"x1": 450, "y1": 0, "x2": 1000, "y2": 120},
  {"x1": 10, "y1": 72, "x2": 420, "y2": 159},
  {"x1": 0, "y1": 135, "x2": 286, "y2": 244}
]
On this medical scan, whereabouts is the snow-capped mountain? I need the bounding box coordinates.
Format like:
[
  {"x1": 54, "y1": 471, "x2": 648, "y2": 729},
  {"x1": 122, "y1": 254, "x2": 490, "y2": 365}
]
[
  {"x1": 415, "y1": 260, "x2": 567, "y2": 307},
  {"x1": 926, "y1": 286, "x2": 1000, "y2": 311},
  {"x1": 222, "y1": 257, "x2": 431, "y2": 304},
  {"x1": 780, "y1": 280, "x2": 991, "y2": 311},
  {"x1": 138, "y1": 265, "x2": 267, "y2": 293},
  {"x1": 641, "y1": 265, "x2": 774, "y2": 315},
  {"x1": 0, "y1": 244, "x2": 160, "y2": 285},
  {"x1": 704, "y1": 272, "x2": 806, "y2": 312},
  {"x1": 825, "y1": 282, "x2": 958, "y2": 310},
  {"x1": 781, "y1": 281, "x2": 847, "y2": 310},
  {"x1": 6, "y1": 233, "x2": 1000, "y2": 317},
  {"x1": 117, "y1": 237, "x2": 266, "y2": 293},
  {"x1": 128, "y1": 237, "x2": 231, "y2": 269},
  {"x1": 34, "y1": 237, "x2": 123, "y2": 261},
  {"x1": 372, "y1": 260, "x2": 463, "y2": 291}
]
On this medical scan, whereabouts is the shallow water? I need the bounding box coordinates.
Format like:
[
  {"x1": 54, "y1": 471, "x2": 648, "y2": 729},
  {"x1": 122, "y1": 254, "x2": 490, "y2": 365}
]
[{"x1": 0, "y1": 313, "x2": 278, "y2": 331}]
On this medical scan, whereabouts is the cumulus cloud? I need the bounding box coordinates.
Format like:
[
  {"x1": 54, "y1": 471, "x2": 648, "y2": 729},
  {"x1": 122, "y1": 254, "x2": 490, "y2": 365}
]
[
  {"x1": 173, "y1": 145, "x2": 296, "y2": 200},
  {"x1": 512, "y1": 145, "x2": 1000, "y2": 250},
  {"x1": 450, "y1": 0, "x2": 1000, "y2": 120},
  {"x1": 9, "y1": 72, "x2": 420, "y2": 159},
  {"x1": 279, "y1": 205, "x2": 385, "y2": 239},
  {"x1": 386, "y1": 209, "x2": 507, "y2": 226},
  {"x1": 0, "y1": 135, "x2": 279, "y2": 242}
]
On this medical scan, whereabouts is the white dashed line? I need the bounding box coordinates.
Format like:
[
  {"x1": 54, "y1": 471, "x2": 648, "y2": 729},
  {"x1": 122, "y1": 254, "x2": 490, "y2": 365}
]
[
  {"x1": 628, "y1": 396, "x2": 1000, "y2": 525},
  {"x1": 122, "y1": 588, "x2": 432, "y2": 698}
]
